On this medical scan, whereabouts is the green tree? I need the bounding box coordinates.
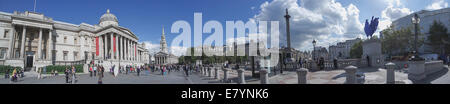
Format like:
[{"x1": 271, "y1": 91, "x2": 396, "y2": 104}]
[
  {"x1": 427, "y1": 20, "x2": 449, "y2": 54},
  {"x1": 350, "y1": 40, "x2": 363, "y2": 58},
  {"x1": 381, "y1": 25, "x2": 423, "y2": 56}
]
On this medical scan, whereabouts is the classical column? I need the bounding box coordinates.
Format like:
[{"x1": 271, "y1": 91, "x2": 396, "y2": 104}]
[
  {"x1": 7, "y1": 26, "x2": 15, "y2": 59},
  {"x1": 132, "y1": 42, "x2": 135, "y2": 61},
  {"x1": 120, "y1": 36, "x2": 123, "y2": 60},
  {"x1": 115, "y1": 35, "x2": 119, "y2": 60},
  {"x1": 129, "y1": 39, "x2": 131, "y2": 61},
  {"x1": 20, "y1": 26, "x2": 26, "y2": 59},
  {"x1": 126, "y1": 39, "x2": 129, "y2": 61},
  {"x1": 37, "y1": 28, "x2": 43, "y2": 60},
  {"x1": 99, "y1": 35, "x2": 103, "y2": 60},
  {"x1": 110, "y1": 33, "x2": 114, "y2": 60},
  {"x1": 105, "y1": 34, "x2": 110, "y2": 59},
  {"x1": 47, "y1": 29, "x2": 52, "y2": 60},
  {"x1": 130, "y1": 42, "x2": 133, "y2": 61},
  {"x1": 123, "y1": 37, "x2": 126, "y2": 60}
]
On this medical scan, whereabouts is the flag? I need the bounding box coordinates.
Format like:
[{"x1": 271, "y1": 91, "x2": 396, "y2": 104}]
[
  {"x1": 113, "y1": 36, "x2": 116, "y2": 52},
  {"x1": 135, "y1": 44, "x2": 136, "y2": 56},
  {"x1": 96, "y1": 37, "x2": 99, "y2": 56}
]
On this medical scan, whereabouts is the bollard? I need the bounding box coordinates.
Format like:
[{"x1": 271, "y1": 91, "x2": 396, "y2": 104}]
[
  {"x1": 344, "y1": 65, "x2": 357, "y2": 84},
  {"x1": 237, "y1": 68, "x2": 246, "y2": 84},
  {"x1": 222, "y1": 68, "x2": 230, "y2": 83},
  {"x1": 260, "y1": 69, "x2": 269, "y2": 84},
  {"x1": 297, "y1": 68, "x2": 308, "y2": 84},
  {"x1": 200, "y1": 66, "x2": 203, "y2": 75},
  {"x1": 208, "y1": 67, "x2": 212, "y2": 77},
  {"x1": 214, "y1": 67, "x2": 219, "y2": 79},
  {"x1": 203, "y1": 67, "x2": 207, "y2": 76},
  {"x1": 385, "y1": 62, "x2": 396, "y2": 84}
]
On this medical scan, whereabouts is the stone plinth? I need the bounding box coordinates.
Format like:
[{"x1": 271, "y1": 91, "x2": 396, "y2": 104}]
[{"x1": 362, "y1": 38, "x2": 384, "y2": 68}]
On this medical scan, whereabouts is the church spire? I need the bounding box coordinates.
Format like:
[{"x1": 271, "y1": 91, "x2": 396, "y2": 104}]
[{"x1": 160, "y1": 26, "x2": 168, "y2": 53}]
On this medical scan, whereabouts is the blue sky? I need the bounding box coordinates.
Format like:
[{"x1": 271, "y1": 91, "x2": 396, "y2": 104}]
[{"x1": 1, "y1": 0, "x2": 448, "y2": 55}]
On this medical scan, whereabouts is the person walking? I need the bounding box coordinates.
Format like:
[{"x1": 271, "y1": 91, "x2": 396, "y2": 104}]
[
  {"x1": 137, "y1": 66, "x2": 141, "y2": 76},
  {"x1": 37, "y1": 67, "x2": 42, "y2": 79},
  {"x1": 89, "y1": 65, "x2": 93, "y2": 77},
  {"x1": 98, "y1": 66, "x2": 103, "y2": 84},
  {"x1": 101, "y1": 66, "x2": 104, "y2": 78},
  {"x1": 71, "y1": 66, "x2": 75, "y2": 84},
  {"x1": 10, "y1": 68, "x2": 17, "y2": 82},
  {"x1": 184, "y1": 65, "x2": 189, "y2": 77},
  {"x1": 64, "y1": 68, "x2": 69, "y2": 83},
  {"x1": 5, "y1": 68, "x2": 10, "y2": 79}
]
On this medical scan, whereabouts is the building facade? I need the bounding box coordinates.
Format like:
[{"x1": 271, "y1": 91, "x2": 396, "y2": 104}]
[
  {"x1": 390, "y1": 8, "x2": 450, "y2": 54},
  {"x1": 154, "y1": 27, "x2": 178, "y2": 65},
  {"x1": 328, "y1": 38, "x2": 361, "y2": 59},
  {"x1": 0, "y1": 10, "x2": 149, "y2": 71}
]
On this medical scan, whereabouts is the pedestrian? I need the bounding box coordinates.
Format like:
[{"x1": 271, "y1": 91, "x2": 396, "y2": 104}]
[
  {"x1": 137, "y1": 66, "x2": 140, "y2": 76},
  {"x1": 93, "y1": 65, "x2": 97, "y2": 77},
  {"x1": 101, "y1": 66, "x2": 104, "y2": 78},
  {"x1": 5, "y1": 68, "x2": 10, "y2": 79},
  {"x1": 184, "y1": 65, "x2": 189, "y2": 77},
  {"x1": 64, "y1": 68, "x2": 69, "y2": 83},
  {"x1": 43, "y1": 66, "x2": 47, "y2": 77},
  {"x1": 71, "y1": 66, "x2": 76, "y2": 84},
  {"x1": 10, "y1": 68, "x2": 17, "y2": 82},
  {"x1": 447, "y1": 54, "x2": 450, "y2": 66},
  {"x1": 126, "y1": 66, "x2": 129, "y2": 74},
  {"x1": 37, "y1": 67, "x2": 41, "y2": 79},
  {"x1": 98, "y1": 66, "x2": 103, "y2": 84},
  {"x1": 89, "y1": 65, "x2": 93, "y2": 77}
]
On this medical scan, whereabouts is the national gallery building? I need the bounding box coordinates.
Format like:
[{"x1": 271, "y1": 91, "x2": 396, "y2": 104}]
[{"x1": 0, "y1": 9, "x2": 149, "y2": 71}]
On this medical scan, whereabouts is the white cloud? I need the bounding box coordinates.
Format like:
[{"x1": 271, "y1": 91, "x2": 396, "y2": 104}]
[
  {"x1": 142, "y1": 41, "x2": 160, "y2": 55},
  {"x1": 253, "y1": 0, "x2": 364, "y2": 51},
  {"x1": 169, "y1": 46, "x2": 188, "y2": 56},
  {"x1": 378, "y1": 0, "x2": 412, "y2": 32},
  {"x1": 426, "y1": 0, "x2": 449, "y2": 10}
]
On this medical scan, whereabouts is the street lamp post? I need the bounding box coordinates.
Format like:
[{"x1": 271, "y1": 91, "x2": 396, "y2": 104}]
[{"x1": 411, "y1": 13, "x2": 422, "y2": 60}]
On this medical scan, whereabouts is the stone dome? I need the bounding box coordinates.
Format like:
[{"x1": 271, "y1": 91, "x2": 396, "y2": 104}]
[{"x1": 99, "y1": 9, "x2": 118, "y2": 27}]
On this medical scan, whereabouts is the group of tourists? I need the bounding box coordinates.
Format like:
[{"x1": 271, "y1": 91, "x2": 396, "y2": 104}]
[
  {"x1": 87, "y1": 64, "x2": 105, "y2": 84},
  {"x1": 64, "y1": 66, "x2": 78, "y2": 84},
  {"x1": 4, "y1": 68, "x2": 24, "y2": 83}
]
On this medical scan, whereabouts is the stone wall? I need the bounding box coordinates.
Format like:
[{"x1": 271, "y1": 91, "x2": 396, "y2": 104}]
[{"x1": 425, "y1": 60, "x2": 444, "y2": 75}]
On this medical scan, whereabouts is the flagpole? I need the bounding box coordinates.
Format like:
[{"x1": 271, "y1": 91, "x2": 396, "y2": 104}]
[{"x1": 34, "y1": 0, "x2": 36, "y2": 12}]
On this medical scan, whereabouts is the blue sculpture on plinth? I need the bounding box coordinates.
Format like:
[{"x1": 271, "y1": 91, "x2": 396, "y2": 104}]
[{"x1": 364, "y1": 16, "x2": 379, "y2": 38}]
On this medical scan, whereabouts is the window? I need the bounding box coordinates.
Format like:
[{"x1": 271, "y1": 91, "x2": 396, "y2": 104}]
[
  {"x1": 0, "y1": 48, "x2": 7, "y2": 59},
  {"x1": 74, "y1": 51, "x2": 78, "y2": 60},
  {"x1": 4, "y1": 29, "x2": 9, "y2": 38},
  {"x1": 74, "y1": 37, "x2": 78, "y2": 44},
  {"x1": 63, "y1": 51, "x2": 68, "y2": 60},
  {"x1": 64, "y1": 36, "x2": 67, "y2": 43}
]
